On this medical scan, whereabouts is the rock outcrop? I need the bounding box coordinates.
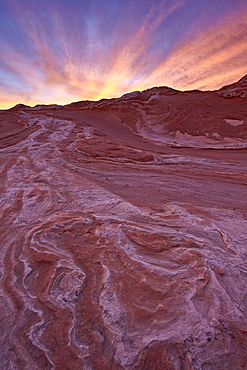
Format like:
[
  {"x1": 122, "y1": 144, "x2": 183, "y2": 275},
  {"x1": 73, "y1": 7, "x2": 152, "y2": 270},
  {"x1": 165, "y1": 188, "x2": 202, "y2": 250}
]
[
  {"x1": 0, "y1": 77, "x2": 247, "y2": 369},
  {"x1": 217, "y1": 74, "x2": 247, "y2": 98}
]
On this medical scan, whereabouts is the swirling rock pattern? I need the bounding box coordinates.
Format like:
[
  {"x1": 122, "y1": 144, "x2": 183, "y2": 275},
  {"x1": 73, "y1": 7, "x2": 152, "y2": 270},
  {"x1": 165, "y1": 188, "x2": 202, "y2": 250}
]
[{"x1": 0, "y1": 81, "x2": 247, "y2": 369}]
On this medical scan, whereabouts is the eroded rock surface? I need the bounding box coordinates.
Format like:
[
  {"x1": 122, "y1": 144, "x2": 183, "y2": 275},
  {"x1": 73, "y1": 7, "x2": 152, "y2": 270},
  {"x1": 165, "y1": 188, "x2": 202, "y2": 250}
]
[
  {"x1": 217, "y1": 74, "x2": 247, "y2": 98},
  {"x1": 0, "y1": 80, "x2": 247, "y2": 369}
]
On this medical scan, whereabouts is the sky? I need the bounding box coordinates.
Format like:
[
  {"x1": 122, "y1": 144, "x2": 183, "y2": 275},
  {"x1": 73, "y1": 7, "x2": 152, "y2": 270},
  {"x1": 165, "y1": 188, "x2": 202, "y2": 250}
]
[{"x1": 0, "y1": 0, "x2": 247, "y2": 109}]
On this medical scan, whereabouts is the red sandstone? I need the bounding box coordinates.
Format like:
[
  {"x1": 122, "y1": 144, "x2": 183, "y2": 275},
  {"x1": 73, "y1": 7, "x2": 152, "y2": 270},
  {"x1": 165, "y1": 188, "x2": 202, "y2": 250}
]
[{"x1": 0, "y1": 76, "x2": 247, "y2": 369}]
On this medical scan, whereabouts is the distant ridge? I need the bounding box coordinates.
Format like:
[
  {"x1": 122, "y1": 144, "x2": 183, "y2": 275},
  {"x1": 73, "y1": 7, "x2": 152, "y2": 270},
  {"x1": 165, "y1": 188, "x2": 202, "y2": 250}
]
[{"x1": 3, "y1": 74, "x2": 247, "y2": 112}]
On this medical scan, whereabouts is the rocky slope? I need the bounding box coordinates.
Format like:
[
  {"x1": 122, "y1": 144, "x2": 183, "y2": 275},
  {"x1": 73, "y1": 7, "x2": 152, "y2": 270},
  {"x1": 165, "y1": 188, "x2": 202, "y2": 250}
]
[
  {"x1": 0, "y1": 77, "x2": 247, "y2": 369},
  {"x1": 217, "y1": 74, "x2": 247, "y2": 98}
]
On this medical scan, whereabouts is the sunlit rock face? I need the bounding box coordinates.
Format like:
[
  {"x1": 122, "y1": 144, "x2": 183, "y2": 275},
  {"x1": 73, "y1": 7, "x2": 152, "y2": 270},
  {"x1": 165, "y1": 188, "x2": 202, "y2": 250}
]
[{"x1": 0, "y1": 78, "x2": 247, "y2": 369}]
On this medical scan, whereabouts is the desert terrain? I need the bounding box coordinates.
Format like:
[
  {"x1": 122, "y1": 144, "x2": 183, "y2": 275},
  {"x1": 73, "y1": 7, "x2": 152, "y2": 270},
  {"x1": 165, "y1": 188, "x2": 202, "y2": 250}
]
[{"x1": 0, "y1": 76, "x2": 247, "y2": 369}]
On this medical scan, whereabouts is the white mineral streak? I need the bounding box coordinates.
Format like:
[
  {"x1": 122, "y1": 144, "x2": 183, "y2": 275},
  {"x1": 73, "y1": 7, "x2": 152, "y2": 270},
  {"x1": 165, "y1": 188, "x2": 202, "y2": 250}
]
[{"x1": 0, "y1": 83, "x2": 247, "y2": 368}]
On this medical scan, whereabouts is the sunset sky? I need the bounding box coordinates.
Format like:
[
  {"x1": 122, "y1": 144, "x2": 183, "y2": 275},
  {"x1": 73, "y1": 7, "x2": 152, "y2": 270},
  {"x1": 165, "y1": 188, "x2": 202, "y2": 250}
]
[{"x1": 0, "y1": 0, "x2": 247, "y2": 109}]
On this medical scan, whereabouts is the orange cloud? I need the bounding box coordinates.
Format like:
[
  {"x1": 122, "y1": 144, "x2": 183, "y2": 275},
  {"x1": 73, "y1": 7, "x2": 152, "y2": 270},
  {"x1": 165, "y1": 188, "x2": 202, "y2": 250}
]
[
  {"x1": 94, "y1": 0, "x2": 189, "y2": 99},
  {"x1": 147, "y1": 10, "x2": 247, "y2": 90},
  {"x1": 1, "y1": 1, "x2": 246, "y2": 109},
  {"x1": 2, "y1": 0, "x2": 191, "y2": 107}
]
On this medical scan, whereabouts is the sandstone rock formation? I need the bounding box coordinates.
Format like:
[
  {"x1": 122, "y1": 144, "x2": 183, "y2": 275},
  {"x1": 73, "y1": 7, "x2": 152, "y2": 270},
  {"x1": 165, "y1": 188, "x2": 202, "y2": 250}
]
[
  {"x1": 0, "y1": 78, "x2": 247, "y2": 369},
  {"x1": 217, "y1": 74, "x2": 247, "y2": 98}
]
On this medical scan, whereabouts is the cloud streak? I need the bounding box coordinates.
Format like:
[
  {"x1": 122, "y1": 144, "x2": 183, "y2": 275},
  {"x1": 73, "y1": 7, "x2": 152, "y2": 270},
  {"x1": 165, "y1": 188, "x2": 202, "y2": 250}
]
[
  {"x1": 0, "y1": 0, "x2": 246, "y2": 108},
  {"x1": 148, "y1": 9, "x2": 247, "y2": 90}
]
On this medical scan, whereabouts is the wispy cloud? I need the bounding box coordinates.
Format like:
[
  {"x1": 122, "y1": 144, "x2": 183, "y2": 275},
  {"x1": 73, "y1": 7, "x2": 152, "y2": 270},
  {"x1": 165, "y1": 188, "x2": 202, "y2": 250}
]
[
  {"x1": 0, "y1": 0, "x2": 246, "y2": 108},
  {"x1": 146, "y1": 10, "x2": 247, "y2": 90}
]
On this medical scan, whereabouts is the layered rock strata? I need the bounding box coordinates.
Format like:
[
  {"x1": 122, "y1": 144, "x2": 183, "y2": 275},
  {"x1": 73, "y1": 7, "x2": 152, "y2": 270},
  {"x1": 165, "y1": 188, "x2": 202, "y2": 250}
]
[{"x1": 0, "y1": 79, "x2": 247, "y2": 369}]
